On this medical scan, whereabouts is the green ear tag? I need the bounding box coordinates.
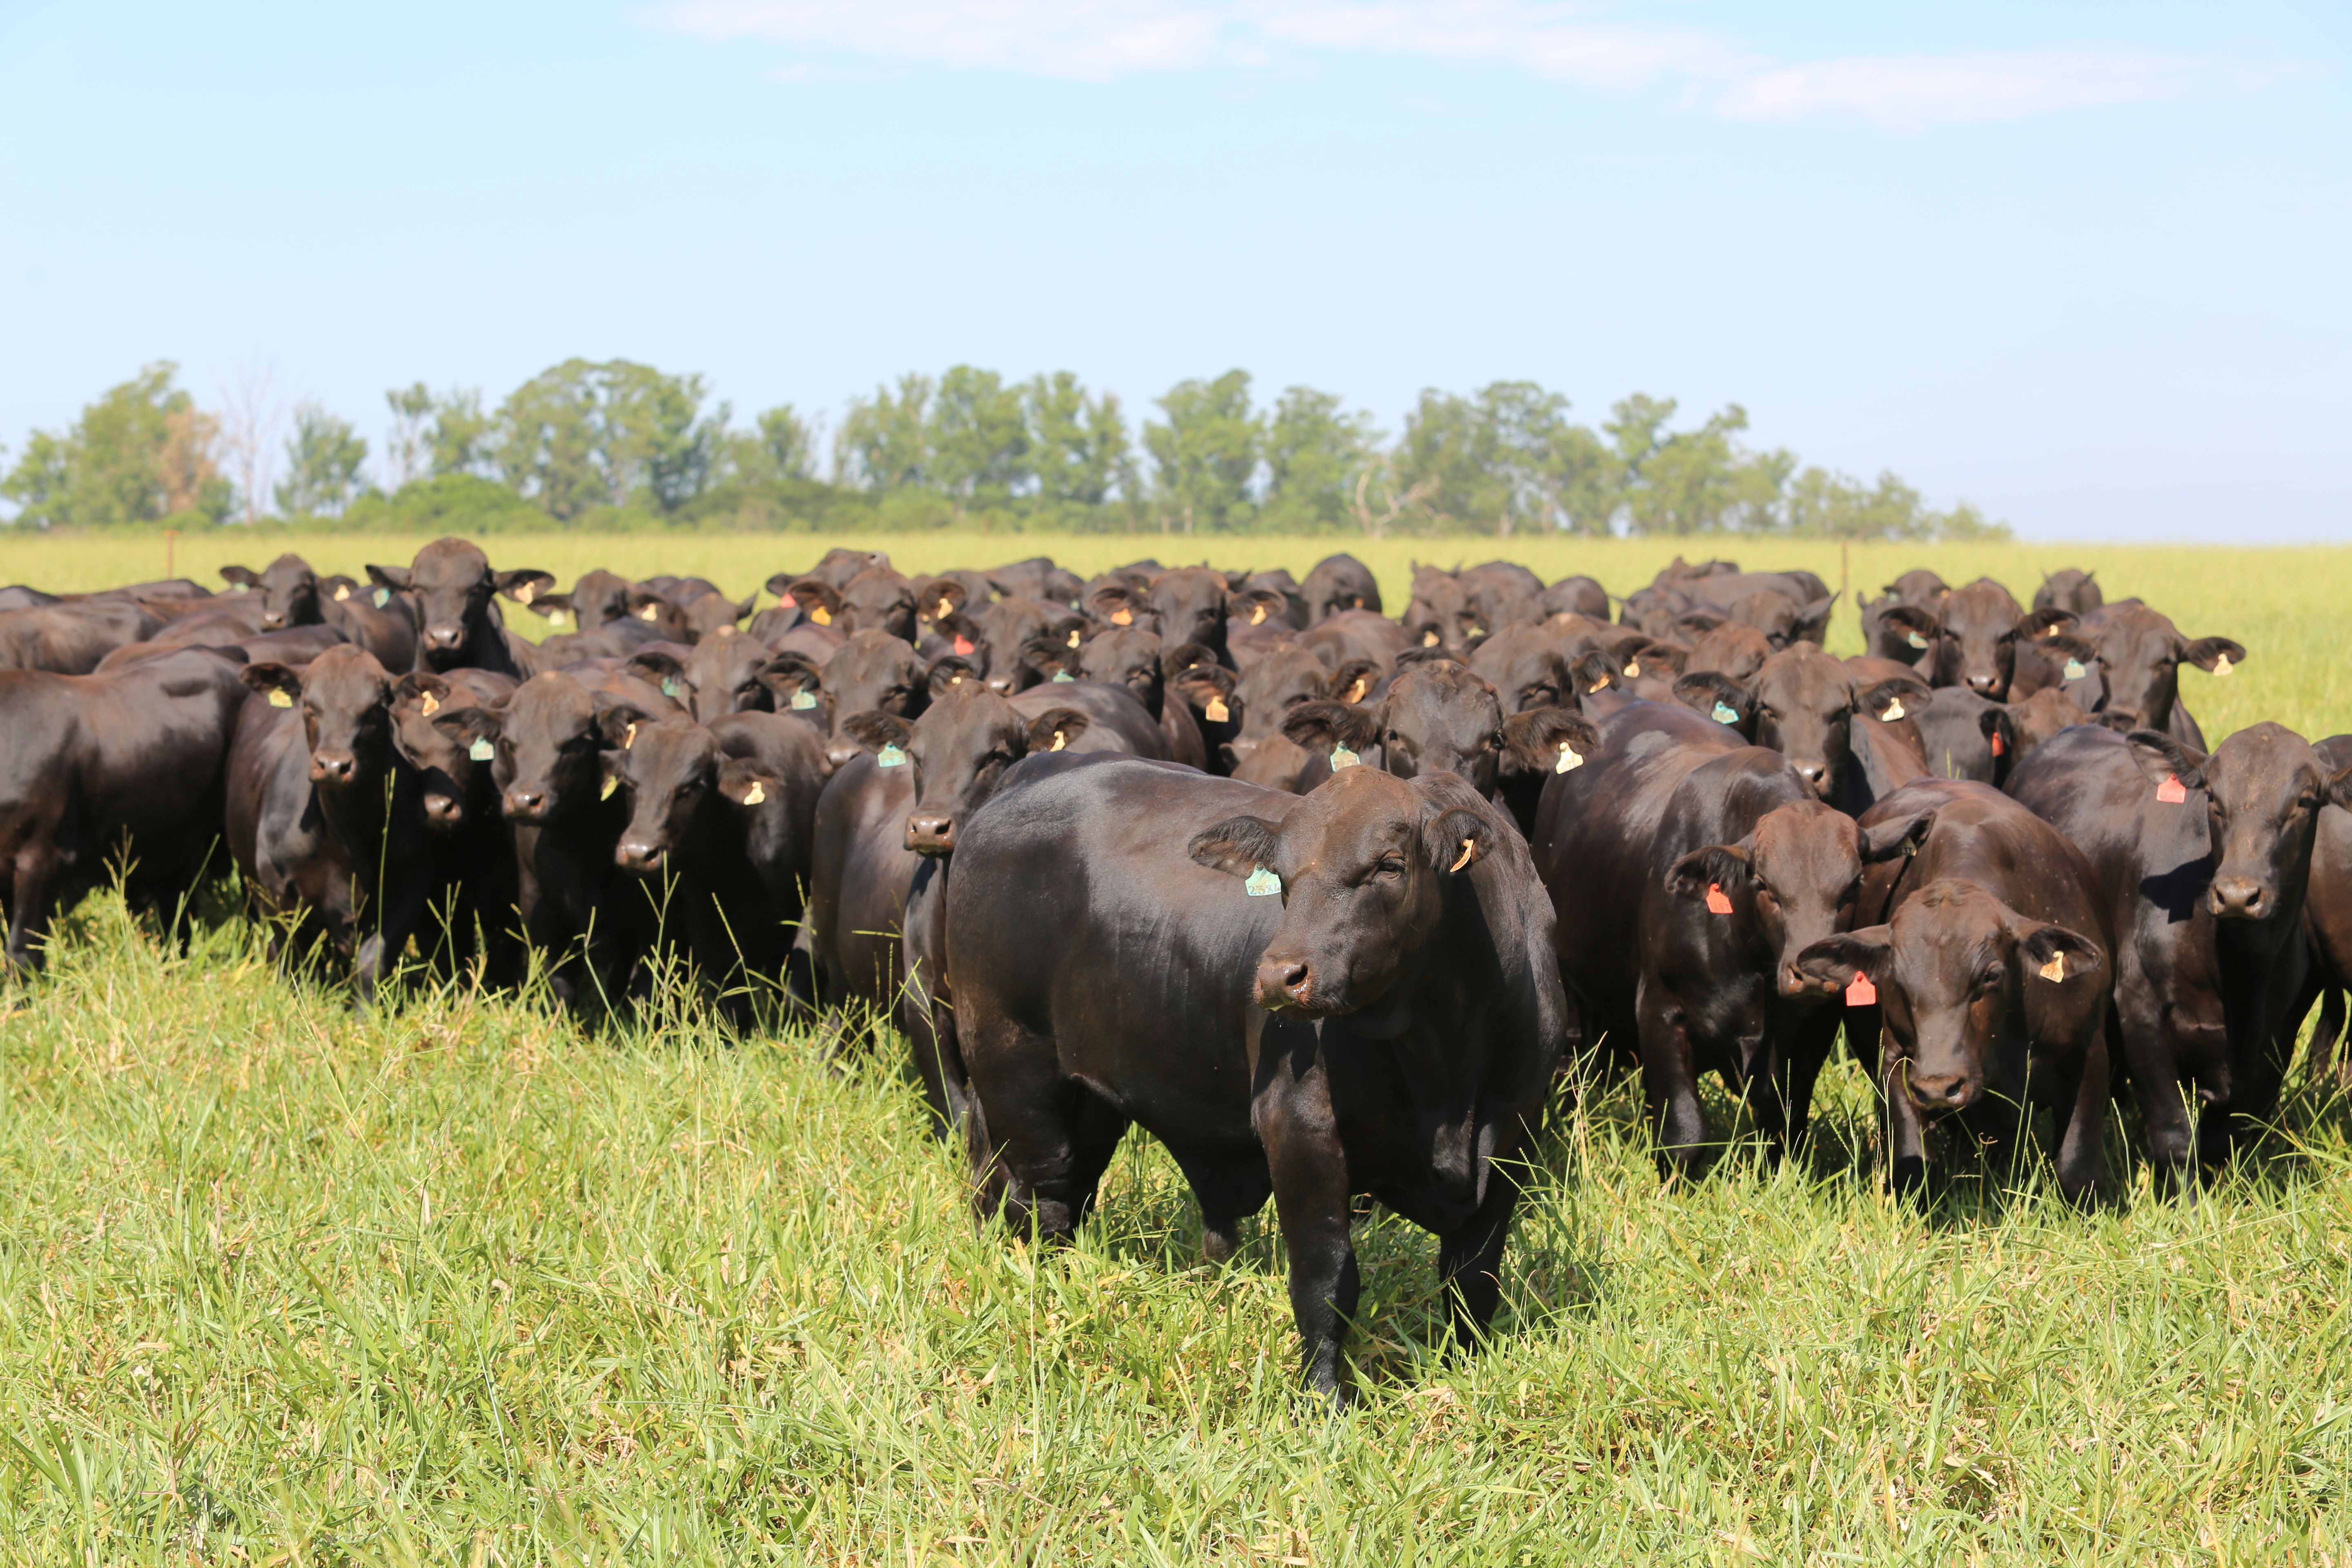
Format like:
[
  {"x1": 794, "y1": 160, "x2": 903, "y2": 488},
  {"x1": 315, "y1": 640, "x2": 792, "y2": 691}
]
[
  {"x1": 1052, "y1": 669, "x2": 1074, "y2": 683},
  {"x1": 1906, "y1": 632, "x2": 1929, "y2": 650},
  {"x1": 878, "y1": 744, "x2": 907, "y2": 768},
  {"x1": 1330, "y1": 745, "x2": 1360, "y2": 770},
  {"x1": 373, "y1": 587, "x2": 391, "y2": 607},
  {"x1": 599, "y1": 774, "x2": 618, "y2": 800},
  {"x1": 661, "y1": 677, "x2": 682, "y2": 698},
  {"x1": 2063, "y1": 659, "x2": 2086, "y2": 680},
  {"x1": 468, "y1": 738, "x2": 494, "y2": 762},
  {"x1": 790, "y1": 690, "x2": 817, "y2": 710},
  {"x1": 1711, "y1": 701, "x2": 1738, "y2": 724},
  {"x1": 1245, "y1": 866, "x2": 1281, "y2": 897}
]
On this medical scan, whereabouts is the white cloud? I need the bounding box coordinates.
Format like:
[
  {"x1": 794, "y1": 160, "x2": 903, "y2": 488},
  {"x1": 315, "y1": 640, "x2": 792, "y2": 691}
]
[{"x1": 640, "y1": 0, "x2": 2280, "y2": 127}]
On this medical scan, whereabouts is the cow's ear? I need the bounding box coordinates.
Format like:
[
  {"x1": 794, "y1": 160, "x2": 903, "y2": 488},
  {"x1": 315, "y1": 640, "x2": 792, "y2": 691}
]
[
  {"x1": 2015, "y1": 607, "x2": 2077, "y2": 641},
  {"x1": 1325, "y1": 659, "x2": 1383, "y2": 705},
  {"x1": 364, "y1": 564, "x2": 412, "y2": 591},
  {"x1": 1857, "y1": 677, "x2": 1931, "y2": 724},
  {"x1": 598, "y1": 705, "x2": 655, "y2": 749},
  {"x1": 841, "y1": 710, "x2": 913, "y2": 755},
  {"x1": 1671, "y1": 609, "x2": 1727, "y2": 637},
  {"x1": 1501, "y1": 708, "x2": 1600, "y2": 775},
  {"x1": 392, "y1": 673, "x2": 452, "y2": 712},
  {"x1": 626, "y1": 649, "x2": 686, "y2": 683},
  {"x1": 1405, "y1": 617, "x2": 1450, "y2": 650},
  {"x1": 1666, "y1": 844, "x2": 1750, "y2": 902},
  {"x1": 2181, "y1": 636, "x2": 2245, "y2": 674},
  {"x1": 926, "y1": 654, "x2": 981, "y2": 695},
  {"x1": 1568, "y1": 649, "x2": 1621, "y2": 699},
  {"x1": 2017, "y1": 922, "x2": 2103, "y2": 984},
  {"x1": 497, "y1": 569, "x2": 556, "y2": 605},
  {"x1": 763, "y1": 570, "x2": 800, "y2": 600},
  {"x1": 432, "y1": 706, "x2": 500, "y2": 746},
  {"x1": 1233, "y1": 587, "x2": 1288, "y2": 627},
  {"x1": 1793, "y1": 929, "x2": 1891, "y2": 993},
  {"x1": 1881, "y1": 604, "x2": 1940, "y2": 640},
  {"x1": 1795, "y1": 592, "x2": 1838, "y2": 639},
  {"x1": 1223, "y1": 568, "x2": 1252, "y2": 591},
  {"x1": 1979, "y1": 706, "x2": 2018, "y2": 770},
  {"x1": 785, "y1": 578, "x2": 843, "y2": 624},
  {"x1": 1673, "y1": 671, "x2": 1753, "y2": 728},
  {"x1": 1861, "y1": 808, "x2": 1936, "y2": 863},
  {"x1": 757, "y1": 653, "x2": 822, "y2": 702},
  {"x1": 218, "y1": 564, "x2": 258, "y2": 588},
  {"x1": 1019, "y1": 635, "x2": 1076, "y2": 680},
  {"x1": 1161, "y1": 640, "x2": 1220, "y2": 682},
  {"x1": 2038, "y1": 633, "x2": 2099, "y2": 665},
  {"x1": 1188, "y1": 814, "x2": 1284, "y2": 878},
  {"x1": 1088, "y1": 584, "x2": 1143, "y2": 625},
  {"x1": 717, "y1": 759, "x2": 777, "y2": 807},
  {"x1": 1421, "y1": 806, "x2": 1494, "y2": 876},
  {"x1": 241, "y1": 662, "x2": 303, "y2": 702},
  {"x1": 2125, "y1": 729, "x2": 2206, "y2": 792},
  {"x1": 2326, "y1": 766, "x2": 2352, "y2": 813},
  {"x1": 1394, "y1": 645, "x2": 1456, "y2": 671},
  {"x1": 1628, "y1": 640, "x2": 1685, "y2": 676},
  {"x1": 1023, "y1": 707, "x2": 1090, "y2": 755},
  {"x1": 924, "y1": 579, "x2": 969, "y2": 620},
  {"x1": 516, "y1": 589, "x2": 572, "y2": 618},
  {"x1": 1281, "y1": 700, "x2": 1380, "y2": 756}
]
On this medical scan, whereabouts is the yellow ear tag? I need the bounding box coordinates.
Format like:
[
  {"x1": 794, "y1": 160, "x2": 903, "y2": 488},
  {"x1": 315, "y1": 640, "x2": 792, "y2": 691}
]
[
  {"x1": 2213, "y1": 654, "x2": 2233, "y2": 677},
  {"x1": 548, "y1": 608, "x2": 569, "y2": 626},
  {"x1": 1330, "y1": 745, "x2": 1360, "y2": 770},
  {"x1": 2064, "y1": 659, "x2": 2086, "y2": 680},
  {"x1": 600, "y1": 775, "x2": 618, "y2": 800},
  {"x1": 1066, "y1": 628, "x2": 1082, "y2": 648},
  {"x1": 810, "y1": 606, "x2": 832, "y2": 626},
  {"x1": 1345, "y1": 678, "x2": 1368, "y2": 703},
  {"x1": 1555, "y1": 742, "x2": 1583, "y2": 774},
  {"x1": 877, "y1": 744, "x2": 907, "y2": 768},
  {"x1": 1466, "y1": 625, "x2": 1483, "y2": 638},
  {"x1": 1624, "y1": 659, "x2": 1640, "y2": 678},
  {"x1": 937, "y1": 599, "x2": 953, "y2": 619},
  {"x1": 623, "y1": 722, "x2": 638, "y2": 748},
  {"x1": 791, "y1": 690, "x2": 817, "y2": 710},
  {"x1": 2039, "y1": 951, "x2": 2067, "y2": 982},
  {"x1": 1882, "y1": 697, "x2": 1905, "y2": 721},
  {"x1": 514, "y1": 583, "x2": 535, "y2": 604},
  {"x1": 1422, "y1": 630, "x2": 1440, "y2": 646},
  {"x1": 1245, "y1": 865, "x2": 1280, "y2": 897},
  {"x1": 1588, "y1": 678, "x2": 1609, "y2": 695},
  {"x1": 743, "y1": 780, "x2": 766, "y2": 805},
  {"x1": 267, "y1": 688, "x2": 293, "y2": 708},
  {"x1": 1448, "y1": 837, "x2": 1477, "y2": 873},
  {"x1": 1205, "y1": 696, "x2": 1229, "y2": 722},
  {"x1": 1249, "y1": 604, "x2": 1267, "y2": 625},
  {"x1": 1049, "y1": 730, "x2": 1068, "y2": 752},
  {"x1": 333, "y1": 584, "x2": 351, "y2": 601},
  {"x1": 1111, "y1": 608, "x2": 1133, "y2": 626},
  {"x1": 420, "y1": 691, "x2": 440, "y2": 717},
  {"x1": 639, "y1": 604, "x2": 659, "y2": 621}
]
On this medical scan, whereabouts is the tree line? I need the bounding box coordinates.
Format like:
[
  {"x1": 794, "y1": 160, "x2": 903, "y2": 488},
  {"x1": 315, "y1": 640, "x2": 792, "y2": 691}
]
[{"x1": 0, "y1": 359, "x2": 2007, "y2": 540}]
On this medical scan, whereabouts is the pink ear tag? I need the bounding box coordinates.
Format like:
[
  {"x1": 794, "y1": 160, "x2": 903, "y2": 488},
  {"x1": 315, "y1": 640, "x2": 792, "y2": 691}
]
[
  {"x1": 1845, "y1": 971, "x2": 1878, "y2": 1006},
  {"x1": 953, "y1": 635, "x2": 975, "y2": 656},
  {"x1": 2156, "y1": 774, "x2": 2188, "y2": 804},
  {"x1": 1704, "y1": 883, "x2": 1733, "y2": 915}
]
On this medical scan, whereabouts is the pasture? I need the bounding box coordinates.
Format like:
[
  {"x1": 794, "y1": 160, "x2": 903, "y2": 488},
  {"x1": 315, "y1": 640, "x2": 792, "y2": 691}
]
[{"x1": 3, "y1": 531, "x2": 2352, "y2": 1563}]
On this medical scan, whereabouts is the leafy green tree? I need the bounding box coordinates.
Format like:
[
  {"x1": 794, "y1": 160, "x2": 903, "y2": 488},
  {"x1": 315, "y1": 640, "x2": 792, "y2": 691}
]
[
  {"x1": 495, "y1": 360, "x2": 722, "y2": 519},
  {"x1": 1025, "y1": 372, "x2": 1131, "y2": 508},
  {"x1": 1608, "y1": 396, "x2": 1785, "y2": 535},
  {"x1": 929, "y1": 366, "x2": 1031, "y2": 508},
  {"x1": 1144, "y1": 371, "x2": 1258, "y2": 533},
  {"x1": 275, "y1": 403, "x2": 369, "y2": 517},
  {"x1": 755, "y1": 405, "x2": 818, "y2": 481},
  {"x1": 1, "y1": 362, "x2": 229, "y2": 526},
  {"x1": 835, "y1": 375, "x2": 932, "y2": 491},
  {"x1": 1261, "y1": 387, "x2": 1379, "y2": 530},
  {"x1": 1393, "y1": 388, "x2": 1509, "y2": 528},
  {"x1": 1782, "y1": 467, "x2": 2009, "y2": 540}
]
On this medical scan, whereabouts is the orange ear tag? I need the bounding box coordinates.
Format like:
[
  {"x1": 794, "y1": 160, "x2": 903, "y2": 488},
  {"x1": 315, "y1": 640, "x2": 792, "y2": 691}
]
[
  {"x1": 1845, "y1": 971, "x2": 1878, "y2": 1006},
  {"x1": 780, "y1": 592, "x2": 796, "y2": 608},
  {"x1": 1989, "y1": 730, "x2": 2005, "y2": 757},
  {"x1": 420, "y1": 690, "x2": 440, "y2": 717},
  {"x1": 2156, "y1": 774, "x2": 2187, "y2": 804},
  {"x1": 1704, "y1": 883, "x2": 1733, "y2": 915},
  {"x1": 953, "y1": 636, "x2": 975, "y2": 656},
  {"x1": 1249, "y1": 605, "x2": 1267, "y2": 625},
  {"x1": 1111, "y1": 609, "x2": 1133, "y2": 626}
]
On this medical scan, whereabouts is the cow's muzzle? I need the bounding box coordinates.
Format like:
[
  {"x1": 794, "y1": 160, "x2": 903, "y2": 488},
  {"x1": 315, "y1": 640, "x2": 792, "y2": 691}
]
[
  {"x1": 2209, "y1": 877, "x2": 2271, "y2": 920},
  {"x1": 905, "y1": 811, "x2": 956, "y2": 855}
]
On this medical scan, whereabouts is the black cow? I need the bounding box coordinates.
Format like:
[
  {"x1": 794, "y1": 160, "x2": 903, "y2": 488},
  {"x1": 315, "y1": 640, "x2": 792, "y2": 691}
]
[
  {"x1": 220, "y1": 552, "x2": 418, "y2": 668},
  {"x1": 0, "y1": 599, "x2": 164, "y2": 673},
  {"x1": 1919, "y1": 578, "x2": 2026, "y2": 697},
  {"x1": 2294, "y1": 735, "x2": 2352, "y2": 1087},
  {"x1": 1298, "y1": 553, "x2": 1381, "y2": 623},
  {"x1": 2048, "y1": 602, "x2": 2241, "y2": 747},
  {"x1": 365, "y1": 537, "x2": 550, "y2": 677},
  {"x1": 952, "y1": 755, "x2": 1561, "y2": 1402},
  {"x1": 2033, "y1": 568, "x2": 2104, "y2": 617}
]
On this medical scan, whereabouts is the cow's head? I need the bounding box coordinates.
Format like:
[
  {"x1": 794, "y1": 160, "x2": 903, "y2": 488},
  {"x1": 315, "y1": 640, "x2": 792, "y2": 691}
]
[
  {"x1": 432, "y1": 672, "x2": 599, "y2": 823},
  {"x1": 2129, "y1": 723, "x2": 2352, "y2": 922},
  {"x1": 2082, "y1": 606, "x2": 2244, "y2": 736},
  {"x1": 218, "y1": 552, "x2": 321, "y2": 630},
  {"x1": 842, "y1": 682, "x2": 1087, "y2": 855},
  {"x1": 366, "y1": 537, "x2": 549, "y2": 670},
  {"x1": 1924, "y1": 578, "x2": 2027, "y2": 697},
  {"x1": 243, "y1": 645, "x2": 394, "y2": 789},
  {"x1": 388, "y1": 673, "x2": 485, "y2": 832},
  {"x1": 600, "y1": 713, "x2": 775, "y2": 875},
  {"x1": 1466, "y1": 622, "x2": 1568, "y2": 713}
]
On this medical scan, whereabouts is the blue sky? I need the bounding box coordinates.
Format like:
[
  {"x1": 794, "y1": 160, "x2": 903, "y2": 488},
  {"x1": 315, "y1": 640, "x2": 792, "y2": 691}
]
[{"x1": 1, "y1": 0, "x2": 2345, "y2": 539}]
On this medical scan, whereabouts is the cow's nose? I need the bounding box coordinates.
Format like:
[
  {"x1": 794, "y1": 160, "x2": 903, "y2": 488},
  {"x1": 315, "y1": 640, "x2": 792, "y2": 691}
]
[
  {"x1": 261, "y1": 613, "x2": 285, "y2": 629},
  {"x1": 985, "y1": 676, "x2": 1015, "y2": 694},
  {"x1": 617, "y1": 840, "x2": 663, "y2": 871},
  {"x1": 1255, "y1": 957, "x2": 1313, "y2": 1009},
  {"x1": 825, "y1": 742, "x2": 864, "y2": 771},
  {"x1": 1782, "y1": 963, "x2": 1831, "y2": 999},
  {"x1": 1793, "y1": 761, "x2": 1829, "y2": 795},
  {"x1": 905, "y1": 812, "x2": 957, "y2": 853},
  {"x1": 310, "y1": 751, "x2": 356, "y2": 782},
  {"x1": 505, "y1": 788, "x2": 544, "y2": 817},
  {"x1": 421, "y1": 793, "x2": 462, "y2": 825},
  {"x1": 1907, "y1": 1071, "x2": 1974, "y2": 1113},
  {"x1": 426, "y1": 624, "x2": 464, "y2": 649},
  {"x1": 1965, "y1": 672, "x2": 2000, "y2": 695},
  {"x1": 2211, "y1": 877, "x2": 2269, "y2": 919}
]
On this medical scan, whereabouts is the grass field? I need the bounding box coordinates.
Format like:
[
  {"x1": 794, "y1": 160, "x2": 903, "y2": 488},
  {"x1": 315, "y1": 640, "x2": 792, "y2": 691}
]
[{"x1": 4, "y1": 532, "x2": 2352, "y2": 1563}]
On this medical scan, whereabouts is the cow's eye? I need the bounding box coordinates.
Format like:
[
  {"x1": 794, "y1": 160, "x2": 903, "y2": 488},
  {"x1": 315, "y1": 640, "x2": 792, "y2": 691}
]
[{"x1": 1375, "y1": 855, "x2": 1406, "y2": 880}]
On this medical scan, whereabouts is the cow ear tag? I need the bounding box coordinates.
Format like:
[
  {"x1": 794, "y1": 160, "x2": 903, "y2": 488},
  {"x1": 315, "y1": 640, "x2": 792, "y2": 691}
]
[
  {"x1": 1845, "y1": 971, "x2": 1878, "y2": 1006},
  {"x1": 514, "y1": 582, "x2": 535, "y2": 605},
  {"x1": 1066, "y1": 628, "x2": 1082, "y2": 648},
  {"x1": 599, "y1": 774, "x2": 618, "y2": 800},
  {"x1": 333, "y1": 583, "x2": 352, "y2": 601},
  {"x1": 1330, "y1": 745, "x2": 1360, "y2": 770},
  {"x1": 1049, "y1": 729, "x2": 1069, "y2": 753},
  {"x1": 2038, "y1": 951, "x2": 2067, "y2": 982},
  {"x1": 1989, "y1": 729, "x2": 2006, "y2": 757},
  {"x1": 639, "y1": 604, "x2": 659, "y2": 621},
  {"x1": 661, "y1": 677, "x2": 681, "y2": 698},
  {"x1": 809, "y1": 606, "x2": 832, "y2": 626},
  {"x1": 1422, "y1": 630, "x2": 1441, "y2": 647},
  {"x1": 1907, "y1": 631, "x2": 1929, "y2": 650},
  {"x1": 1704, "y1": 883, "x2": 1734, "y2": 915},
  {"x1": 1555, "y1": 741, "x2": 1583, "y2": 773},
  {"x1": 2213, "y1": 654, "x2": 2233, "y2": 677},
  {"x1": 419, "y1": 690, "x2": 440, "y2": 717},
  {"x1": 877, "y1": 744, "x2": 907, "y2": 768},
  {"x1": 468, "y1": 738, "x2": 494, "y2": 762},
  {"x1": 1110, "y1": 608, "x2": 1133, "y2": 626},
  {"x1": 743, "y1": 780, "x2": 766, "y2": 805},
  {"x1": 790, "y1": 690, "x2": 817, "y2": 710},
  {"x1": 373, "y1": 587, "x2": 391, "y2": 607},
  {"x1": 953, "y1": 635, "x2": 975, "y2": 657},
  {"x1": 1051, "y1": 669, "x2": 1074, "y2": 683},
  {"x1": 1205, "y1": 695, "x2": 1229, "y2": 722},
  {"x1": 1245, "y1": 865, "x2": 1281, "y2": 897},
  {"x1": 267, "y1": 688, "x2": 293, "y2": 708},
  {"x1": 1249, "y1": 604, "x2": 1267, "y2": 625},
  {"x1": 779, "y1": 592, "x2": 796, "y2": 608},
  {"x1": 2156, "y1": 773, "x2": 2188, "y2": 804},
  {"x1": 1881, "y1": 697, "x2": 1905, "y2": 721},
  {"x1": 1624, "y1": 659, "x2": 1641, "y2": 678},
  {"x1": 622, "y1": 722, "x2": 638, "y2": 749},
  {"x1": 1711, "y1": 701, "x2": 1739, "y2": 724},
  {"x1": 2063, "y1": 658, "x2": 2087, "y2": 680},
  {"x1": 936, "y1": 599, "x2": 953, "y2": 620}
]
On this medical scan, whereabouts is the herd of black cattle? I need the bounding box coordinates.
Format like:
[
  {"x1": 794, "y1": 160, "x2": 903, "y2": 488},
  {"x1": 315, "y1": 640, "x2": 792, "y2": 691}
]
[{"x1": 4, "y1": 539, "x2": 2348, "y2": 1397}]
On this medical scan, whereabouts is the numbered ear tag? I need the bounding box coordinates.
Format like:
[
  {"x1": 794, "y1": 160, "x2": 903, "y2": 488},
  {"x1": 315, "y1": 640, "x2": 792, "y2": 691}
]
[
  {"x1": 877, "y1": 744, "x2": 907, "y2": 768},
  {"x1": 1624, "y1": 659, "x2": 1640, "y2": 678},
  {"x1": 809, "y1": 606, "x2": 831, "y2": 626},
  {"x1": 743, "y1": 780, "x2": 766, "y2": 805},
  {"x1": 639, "y1": 604, "x2": 659, "y2": 621},
  {"x1": 1422, "y1": 630, "x2": 1440, "y2": 646},
  {"x1": 2213, "y1": 654, "x2": 2233, "y2": 677},
  {"x1": 1555, "y1": 742, "x2": 1584, "y2": 774},
  {"x1": 1466, "y1": 625, "x2": 1483, "y2": 638},
  {"x1": 661, "y1": 677, "x2": 681, "y2": 698},
  {"x1": 2038, "y1": 951, "x2": 2067, "y2": 982},
  {"x1": 1344, "y1": 678, "x2": 1368, "y2": 703},
  {"x1": 2156, "y1": 774, "x2": 2187, "y2": 804},
  {"x1": 514, "y1": 582, "x2": 535, "y2": 604},
  {"x1": 267, "y1": 688, "x2": 293, "y2": 708},
  {"x1": 1711, "y1": 701, "x2": 1739, "y2": 724},
  {"x1": 1245, "y1": 865, "x2": 1281, "y2": 897},
  {"x1": 1205, "y1": 696, "x2": 1229, "y2": 723},
  {"x1": 1066, "y1": 628, "x2": 1082, "y2": 648},
  {"x1": 1588, "y1": 678, "x2": 1609, "y2": 695},
  {"x1": 1110, "y1": 608, "x2": 1133, "y2": 626},
  {"x1": 1330, "y1": 745, "x2": 1360, "y2": 770},
  {"x1": 953, "y1": 636, "x2": 975, "y2": 657},
  {"x1": 419, "y1": 691, "x2": 440, "y2": 717},
  {"x1": 1249, "y1": 605, "x2": 1267, "y2": 625},
  {"x1": 373, "y1": 587, "x2": 391, "y2": 607},
  {"x1": 1704, "y1": 883, "x2": 1733, "y2": 915},
  {"x1": 1881, "y1": 697, "x2": 1905, "y2": 722},
  {"x1": 1052, "y1": 669, "x2": 1074, "y2": 683},
  {"x1": 333, "y1": 584, "x2": 351, "y2": 601},
  {"x1": 1049, "y1": 730, "x2": 1068, "y2": 752},
  {"x1": 790, "y1": 690, "x2": 817, "y2": 711},
  {"x1": 469, "y1": 738, "x2": 494, "y2": 762},
  {"x1": 936, "y1": 599, "x2": 953, "y2": 619},
  {"x1": 2063, "y1": 659, "x2": 2086, "y2": 680},
  {"x1": 599, "y1": 774, "x2": 618, "y2": 800},
  {"x1": 1844, "y1": 971, "x2": 1878, "y2": 1006}
]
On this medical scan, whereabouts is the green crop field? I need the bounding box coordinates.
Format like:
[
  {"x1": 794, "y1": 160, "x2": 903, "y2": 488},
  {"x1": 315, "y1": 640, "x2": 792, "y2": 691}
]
[{"x1": 4, "y1": 532, "x2": 2352, "y2": 1564}]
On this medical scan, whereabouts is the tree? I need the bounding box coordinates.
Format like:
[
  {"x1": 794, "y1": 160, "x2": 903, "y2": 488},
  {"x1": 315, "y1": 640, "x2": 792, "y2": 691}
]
[
  {"x1": 0, "y1": 362, "x2": 230, "y2": 527},
  {"x1": 1393, "y1": 388, "x2": 1508, "y2": 528},
  {"x1": 494, "y1": 359, "x2": 722, "y2": 519},
  {"x1": 755, "y1": 405, "x2": 818, "y2": 481},
  {"x1": 1608, "y1": 396, "x2": 1784, "y2": 536},
  {"x1": 215, "y1": 361, "x2": 281, "y2": 524},
  {"x1": 928, "y1": 365, "x2": 1030, "y2": 508},
  {"x1": 1261, "y1": 386, "x2": 1379, "y2": 530},
  {"x1": 1781, "y1": 466, "x2": 2010, "y2": 541},
  {"x1": 1144, "y1": 371, "x2": 1258, "y2": 533},
  {"x1": 835, "y1": 375, "x2": 932, "y2": 492},
  {"x1": 275, "y1": 403, "x2": 369, "y2": 517},
  {"x1": 1026, "y1": 372, "x2": 1131, "y2": 508}
]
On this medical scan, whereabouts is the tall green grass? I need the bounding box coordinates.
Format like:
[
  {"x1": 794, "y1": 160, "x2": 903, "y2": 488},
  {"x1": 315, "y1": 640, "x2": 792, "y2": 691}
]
[{"x1": 3, "y1": 535, "x2": 2351, "y2": 1561}]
